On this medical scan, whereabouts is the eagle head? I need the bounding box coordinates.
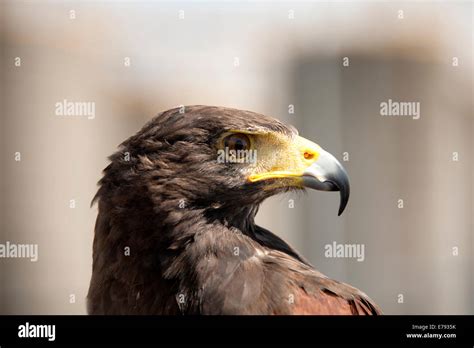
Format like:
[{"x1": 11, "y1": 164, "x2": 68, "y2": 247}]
[{"x1": 98, "y1": 106, "x2": 349, "y2": 225}]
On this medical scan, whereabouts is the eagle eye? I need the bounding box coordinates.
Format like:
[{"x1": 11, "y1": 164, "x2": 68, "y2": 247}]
[{"x1": 223, "y1": 133, "x2": 251, "y2": 152}]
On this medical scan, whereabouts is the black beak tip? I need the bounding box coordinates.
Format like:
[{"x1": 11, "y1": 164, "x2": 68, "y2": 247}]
[
  {"x1": 337, "y1": 186, "x2": 350, "y2": 216},
  {"x1": 326, "y1": 173, "x2": 349, "y2": 216},
  {"x1": 338, "y1": 200, "x2": 346, "y2": 216}
]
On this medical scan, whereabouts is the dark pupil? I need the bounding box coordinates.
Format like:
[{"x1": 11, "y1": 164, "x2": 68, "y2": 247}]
[
  {"x1": 225, "y1": 135, "x2": 248, "y2": 151},
  {"x1": 234, "y1": 139, "x2": 245, "y2": 151}
]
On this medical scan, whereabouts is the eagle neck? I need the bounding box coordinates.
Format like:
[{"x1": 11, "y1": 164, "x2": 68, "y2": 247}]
[{"x1": 202, "y1": 204, "x2": 259, "y2": 237}]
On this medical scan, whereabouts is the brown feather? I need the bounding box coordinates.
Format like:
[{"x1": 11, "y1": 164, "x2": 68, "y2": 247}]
[{"x1": 87, "y1": 106, "x2": 382, "y2": 315}]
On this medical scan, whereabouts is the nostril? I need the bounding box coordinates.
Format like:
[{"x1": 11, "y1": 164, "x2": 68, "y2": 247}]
[{"x1": 304, "y1": 151, "x2": 314, "y2": 160}]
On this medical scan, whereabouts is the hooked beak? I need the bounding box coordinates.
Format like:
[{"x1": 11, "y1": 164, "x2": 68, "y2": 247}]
[{"x1": 301, "y1": 149, "x2": 350, "y2": 216}]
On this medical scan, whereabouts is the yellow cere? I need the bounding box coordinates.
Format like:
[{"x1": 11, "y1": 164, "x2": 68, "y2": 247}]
[{"x1": 244, "y1": 132, "x2": 321, "y2": 183}]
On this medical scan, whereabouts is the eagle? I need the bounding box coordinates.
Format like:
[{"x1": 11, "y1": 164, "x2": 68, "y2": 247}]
[{"x1": 87, "y1": 105, "x2": 381, "y2": 315}]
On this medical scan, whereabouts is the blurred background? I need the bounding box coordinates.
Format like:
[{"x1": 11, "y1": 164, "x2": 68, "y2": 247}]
[{"x1": 0, "y1": 1, "x2": 472, "y2": 314}]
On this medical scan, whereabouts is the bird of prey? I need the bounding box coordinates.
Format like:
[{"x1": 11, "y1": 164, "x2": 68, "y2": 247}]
[{"x1": 87, "y1": 105, "x2": 381, "y2": 315}]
